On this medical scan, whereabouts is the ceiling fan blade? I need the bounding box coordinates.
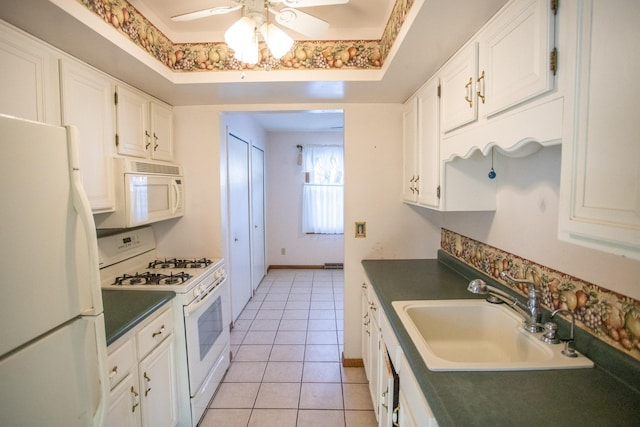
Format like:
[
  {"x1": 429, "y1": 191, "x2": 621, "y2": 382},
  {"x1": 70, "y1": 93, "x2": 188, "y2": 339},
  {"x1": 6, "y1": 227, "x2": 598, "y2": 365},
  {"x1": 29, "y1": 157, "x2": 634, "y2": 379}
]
[
  {"x1": 279, "y1": 0, "x2": 349, "y2": 7},
  {"x1": 171, "y1": 4, "x2": 242, "y2": 22},
  {"x1": 275, "y1": 8, "x2": 330, "y2": 38}
]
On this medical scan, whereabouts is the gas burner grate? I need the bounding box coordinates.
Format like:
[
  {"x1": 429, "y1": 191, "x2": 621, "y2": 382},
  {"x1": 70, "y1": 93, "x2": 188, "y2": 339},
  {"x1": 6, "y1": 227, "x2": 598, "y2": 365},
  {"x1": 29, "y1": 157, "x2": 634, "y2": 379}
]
[
  {"x1": 113, "y1": 271, "x2": 192, "y2": 286},
  {"x1": 148, "y1": 258, "x2": 213, "y2": 269}
]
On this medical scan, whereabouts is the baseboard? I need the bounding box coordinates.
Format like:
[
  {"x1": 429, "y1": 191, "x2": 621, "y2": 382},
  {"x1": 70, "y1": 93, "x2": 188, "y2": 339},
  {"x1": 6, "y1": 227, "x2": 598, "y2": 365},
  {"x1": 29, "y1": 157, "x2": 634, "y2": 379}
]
[
  {"x1": 267, "y1": 265, "x2": 324, "y2": 271},
  {"x1": 342, "y1": 354, "x2": 364, "y2": 368}
]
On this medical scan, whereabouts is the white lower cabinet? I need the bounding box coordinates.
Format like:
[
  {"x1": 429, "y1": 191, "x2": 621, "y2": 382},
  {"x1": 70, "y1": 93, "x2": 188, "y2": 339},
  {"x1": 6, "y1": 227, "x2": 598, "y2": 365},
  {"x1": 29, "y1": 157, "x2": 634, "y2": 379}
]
[
  {"x1": 106, "y1": 371, "x2": 141, "y2": 427},
  {"x1": 106, "y1": 306, "x2": 177, "y2": 427},
  {"x1": 362, "y1": 273, "x2": 438, "y2": 427}
]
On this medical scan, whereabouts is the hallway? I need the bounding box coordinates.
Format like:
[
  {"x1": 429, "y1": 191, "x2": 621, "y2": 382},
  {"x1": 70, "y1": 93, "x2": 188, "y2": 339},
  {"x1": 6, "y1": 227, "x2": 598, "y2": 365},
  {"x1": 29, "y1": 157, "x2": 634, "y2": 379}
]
[{"x1": 199, "y1": 269, "x2": 376, "y2": 427}]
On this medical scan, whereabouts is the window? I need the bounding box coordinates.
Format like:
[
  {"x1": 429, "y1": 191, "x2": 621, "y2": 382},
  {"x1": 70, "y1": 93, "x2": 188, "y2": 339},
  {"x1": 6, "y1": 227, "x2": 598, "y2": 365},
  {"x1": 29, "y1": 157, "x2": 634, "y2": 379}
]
[{"x1": 302, "y1": 144, "x2": 344, "y2": 234}]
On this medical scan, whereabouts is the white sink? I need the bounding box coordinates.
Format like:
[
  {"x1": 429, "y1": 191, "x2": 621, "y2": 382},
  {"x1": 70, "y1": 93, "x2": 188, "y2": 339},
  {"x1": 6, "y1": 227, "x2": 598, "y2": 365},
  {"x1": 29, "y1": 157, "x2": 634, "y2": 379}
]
[{"x1": 392, "y1": 300, "x2": 593, "y2": 371}]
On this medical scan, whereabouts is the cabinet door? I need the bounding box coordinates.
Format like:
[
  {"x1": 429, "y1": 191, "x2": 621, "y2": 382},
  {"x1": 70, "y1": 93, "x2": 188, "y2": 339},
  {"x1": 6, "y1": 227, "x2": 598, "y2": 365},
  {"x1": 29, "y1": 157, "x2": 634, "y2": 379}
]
[
  {"x1": 116, "y1": 85, "x2": 150, "y2": 158},
  {"x1": 150, "y1": 101, "x2": 173, "y2": 161},
  {"x1": 361, "y1": 284, "x2": 371, "y2": 378},
  {"x1": 105, "y1": 371, "x2": 142, "y2": 427},
  {"x1": 559, "y1": 0, "x2": 640, "y2": 260},
  {"x1": 368, "y1": 298, "x2": 381, "y2": 422},
  {"x1": 440, "y1": 42, "x2": 478, "y2": 133},
  {"x1": 251, "y1": 146, "x2": 266, "y2": 291},
  {"x1": 416, "y1": 77, "x2": 440, "y2": 209},
  {"x1": 228, "y1": 132, "x2": 253, "y2": 322},
  {"x1": 139, "y1": 335, "x2": 177, "y2": 427},
  {"x1": 397, "y1": 353, "x2": 437, "y2": 427},
  {"x1": 0, "y1": 23, "x2": 59, "y2": 124},
  {"x1": 402, "y1": 98, "x2": 418, "y2": 203},
  {"x1": 60, "y1": 59, "x2": 115, "y2": 213},
  {"x1": 478, "y1": 0, "x2": 555, "y2": 117}
]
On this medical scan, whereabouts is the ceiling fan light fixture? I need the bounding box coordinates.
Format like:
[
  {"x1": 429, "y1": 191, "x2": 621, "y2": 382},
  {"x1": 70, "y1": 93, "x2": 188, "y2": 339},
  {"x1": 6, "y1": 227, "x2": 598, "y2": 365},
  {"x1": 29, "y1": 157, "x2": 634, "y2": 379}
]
[
  {"x1": 224, "y1": 16, "x2": 255, "y2": 52},
  {"x1": 260, "y1": 23, "x2": 294, "y2": 59},
  {"x1": 235, "y1": 33, "x2": 260, "y2": 64}
]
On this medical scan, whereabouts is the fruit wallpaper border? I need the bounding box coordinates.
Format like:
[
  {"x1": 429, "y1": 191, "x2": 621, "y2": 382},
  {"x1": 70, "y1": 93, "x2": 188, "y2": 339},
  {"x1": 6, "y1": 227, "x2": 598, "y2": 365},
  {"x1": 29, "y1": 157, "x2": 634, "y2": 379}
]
[
  {"x1": 78, "y1": 0, "x2": 416, "y2": 72},
  {"x1": 441, "y1": 228, "x2": 640, "y2": 362}
]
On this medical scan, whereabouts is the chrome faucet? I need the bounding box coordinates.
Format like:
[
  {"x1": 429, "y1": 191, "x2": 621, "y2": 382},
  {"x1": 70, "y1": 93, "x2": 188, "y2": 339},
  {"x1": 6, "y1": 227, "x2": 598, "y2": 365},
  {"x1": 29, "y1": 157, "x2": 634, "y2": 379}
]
[
  {"x1": 467, "y1": 272, "x2": 543, "y2": 333},
  {"x1": 552, "y1": 308, "x2": 578, "y2": 358}
]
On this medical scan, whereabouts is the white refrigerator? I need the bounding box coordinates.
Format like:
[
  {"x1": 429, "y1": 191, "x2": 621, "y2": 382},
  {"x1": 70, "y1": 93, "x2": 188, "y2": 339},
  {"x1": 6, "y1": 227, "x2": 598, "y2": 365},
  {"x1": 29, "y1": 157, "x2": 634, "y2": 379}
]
[{"x1": 0, "y1": 114, "x2": 108, "y2": 426}]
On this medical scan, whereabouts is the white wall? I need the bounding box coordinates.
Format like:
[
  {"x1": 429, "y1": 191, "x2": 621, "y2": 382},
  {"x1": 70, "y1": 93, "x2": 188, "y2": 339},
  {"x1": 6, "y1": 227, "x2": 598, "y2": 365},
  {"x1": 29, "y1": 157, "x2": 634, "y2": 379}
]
[
  {"x1": 342, "y1": 104, "x2": 443, "y2": 360},
  {"x1": 154, "y1": 106, "x2": 223, "y2": 259},
  {"x1": 265, "y1": 130, "x2": 344, "y2": 267},
  {"x1": 443, "y1": 145, "x2": 640, "y2": 301}
]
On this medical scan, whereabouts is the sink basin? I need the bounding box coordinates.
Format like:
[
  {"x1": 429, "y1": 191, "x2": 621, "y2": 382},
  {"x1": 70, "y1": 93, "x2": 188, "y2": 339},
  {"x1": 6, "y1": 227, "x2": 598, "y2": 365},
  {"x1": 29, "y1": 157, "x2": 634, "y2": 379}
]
[{"x1": 392, "y1": 300, "x2": 593, "y2": 371}]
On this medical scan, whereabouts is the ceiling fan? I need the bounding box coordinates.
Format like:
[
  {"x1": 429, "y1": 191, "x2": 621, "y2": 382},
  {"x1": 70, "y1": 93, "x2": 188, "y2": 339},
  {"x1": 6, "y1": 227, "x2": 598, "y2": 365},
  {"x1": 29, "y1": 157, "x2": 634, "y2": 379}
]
[{"x1": 171, "y1": 0, "x2": 349, "y2": 39}]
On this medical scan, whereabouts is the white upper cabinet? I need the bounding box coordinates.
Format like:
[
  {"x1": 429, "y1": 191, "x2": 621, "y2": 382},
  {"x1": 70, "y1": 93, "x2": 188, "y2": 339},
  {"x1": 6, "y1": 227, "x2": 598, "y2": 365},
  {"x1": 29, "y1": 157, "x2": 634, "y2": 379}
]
[
  {"x1": 116, "y1": 85, "x2": 173, "y2": 161},
  {"x1": 439, "y1": 0, "x2": 559, "y2": 161},
  {"x1": 402, "y1": 98, "x2": 419, "y2": 203},
  {"x1": 440, "y1": 43, "x2": 479, "y2": 134},
  {"x1": 477, "y1": 0, "x2": 555, "y2": 117},
  {"x1": 0, "y1": 22, "x2": 59, "y2": 124},
  {"x1": 558, "y1": 0, "x2": 640, "y2": 260},
  {"x1": 149, "y1": 102, "x2": 174, "y2": 161},
  {"x1": 415, "y1": 77, "x2": 441, "y2": 209},
  {"x1": 60, "y1": 59, "x2": 115, "y2": 213}
]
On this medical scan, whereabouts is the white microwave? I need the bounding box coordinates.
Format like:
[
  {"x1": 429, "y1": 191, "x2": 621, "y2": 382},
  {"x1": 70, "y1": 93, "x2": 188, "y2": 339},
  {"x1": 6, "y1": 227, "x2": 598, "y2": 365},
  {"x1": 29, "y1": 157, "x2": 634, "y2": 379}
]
[{"x1": 94, "y1": 158, "x2": 184, "y2": 229}]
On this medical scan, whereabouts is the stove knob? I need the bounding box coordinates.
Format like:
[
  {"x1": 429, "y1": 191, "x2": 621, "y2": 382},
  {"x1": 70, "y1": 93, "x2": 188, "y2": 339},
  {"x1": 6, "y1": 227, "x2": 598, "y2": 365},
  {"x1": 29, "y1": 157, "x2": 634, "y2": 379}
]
[{"x1": 193, "y1": 286, "x2": 202, "y2": 298}]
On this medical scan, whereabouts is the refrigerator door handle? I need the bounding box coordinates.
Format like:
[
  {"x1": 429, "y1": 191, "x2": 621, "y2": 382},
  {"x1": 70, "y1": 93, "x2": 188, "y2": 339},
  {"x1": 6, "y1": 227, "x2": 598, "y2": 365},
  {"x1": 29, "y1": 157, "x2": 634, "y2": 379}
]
[
  {"x1": 92, "y1": 314, "x2": 109, "y2": 427},
  {"x1": 65, "y1": 125, "x2": 103, "y2": 315}
]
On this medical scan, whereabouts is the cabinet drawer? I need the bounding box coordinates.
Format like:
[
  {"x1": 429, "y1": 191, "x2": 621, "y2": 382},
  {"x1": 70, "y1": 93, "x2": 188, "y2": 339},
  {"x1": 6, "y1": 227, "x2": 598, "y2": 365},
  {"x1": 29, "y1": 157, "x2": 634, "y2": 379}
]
[
  {"x1": 136, "y1": 308, "x2": 173, "y2": 359},
  {"x1": 107, "y1": 339, "x2": 136, "y2": 390}
]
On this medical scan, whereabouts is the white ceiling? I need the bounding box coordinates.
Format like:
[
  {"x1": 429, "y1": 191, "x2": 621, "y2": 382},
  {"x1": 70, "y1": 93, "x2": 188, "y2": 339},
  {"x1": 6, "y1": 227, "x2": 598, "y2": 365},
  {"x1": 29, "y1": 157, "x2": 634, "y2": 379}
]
[
  {"x1": 0, "y1": 0, "x2": 508, "y2": 130},
  {"x1": 246, "y1": 109, "x2": 344, "y2": 131}
]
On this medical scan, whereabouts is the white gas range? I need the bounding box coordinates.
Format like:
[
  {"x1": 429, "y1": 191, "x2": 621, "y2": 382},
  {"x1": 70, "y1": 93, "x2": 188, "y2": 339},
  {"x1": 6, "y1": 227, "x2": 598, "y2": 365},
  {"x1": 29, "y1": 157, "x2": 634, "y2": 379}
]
[{"x1": 99, "y1": 227, "x2": 230, "y2": 427}]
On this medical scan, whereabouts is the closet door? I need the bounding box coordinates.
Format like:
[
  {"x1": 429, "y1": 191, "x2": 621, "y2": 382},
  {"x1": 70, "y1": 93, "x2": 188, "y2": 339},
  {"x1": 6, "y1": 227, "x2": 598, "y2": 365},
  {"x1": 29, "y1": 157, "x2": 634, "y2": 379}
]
[
  {"x1": 251, "y1": 146, "x2": 266, "y2": 292},
  {"x1": 228, "y1": 133, "x2": 252, "y2": 321}
]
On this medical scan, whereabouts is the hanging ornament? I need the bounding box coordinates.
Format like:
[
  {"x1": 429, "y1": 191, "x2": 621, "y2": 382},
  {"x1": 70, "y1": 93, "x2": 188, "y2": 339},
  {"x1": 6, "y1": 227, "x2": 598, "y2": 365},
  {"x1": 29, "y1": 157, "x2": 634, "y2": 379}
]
[{"x1": 488, "y1": 147, "x2": 497, "y2": 179}]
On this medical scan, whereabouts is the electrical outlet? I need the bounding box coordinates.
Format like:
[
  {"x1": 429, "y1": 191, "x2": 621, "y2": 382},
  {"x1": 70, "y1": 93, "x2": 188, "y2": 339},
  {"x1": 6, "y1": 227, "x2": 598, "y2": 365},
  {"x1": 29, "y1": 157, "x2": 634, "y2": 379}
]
[{"x1": 281, "y1": 248, "x2": 286, "y2": 255}]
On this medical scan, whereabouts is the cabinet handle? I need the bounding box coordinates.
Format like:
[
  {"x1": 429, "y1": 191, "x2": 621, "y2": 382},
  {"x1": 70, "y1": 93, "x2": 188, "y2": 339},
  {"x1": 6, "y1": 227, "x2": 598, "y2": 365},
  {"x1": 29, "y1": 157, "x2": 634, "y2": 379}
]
[
  {"x1": 144, "y1": 372, "x2": 152, "y2": 396},
  {"x1": 130, "y1": 386, "x2": 140, "y2": 413},
  {"x1": 414, "y1": 175, "x2": 420, "y2": 195},
  {"x1": 108, "y1": 365, "x2": 118, "y2": 379},
  {"x1": 392, "y1": 405, "x2": 400, "y2": 426},
  {"x1": 370, "y1": 302, "x2": 377, "y2": 312},
  {"x1": 152, "y1": 325, "x2": 165, "y2": 338},
  {"x1": 477, "y1": 70, "x2": 486, "y2": 104},
  {"x1": 145, "y1": 130, "x2": 151, "y2": 149},
  {"x1": 465, "y1": 77, "x2": 473, "y2": 107},
  {"x1": 153, "y1": 132, "x2": 159, "y2": 151},
  {"x1": 361, "y1": 283, "x2": 367, "y2": 289}
]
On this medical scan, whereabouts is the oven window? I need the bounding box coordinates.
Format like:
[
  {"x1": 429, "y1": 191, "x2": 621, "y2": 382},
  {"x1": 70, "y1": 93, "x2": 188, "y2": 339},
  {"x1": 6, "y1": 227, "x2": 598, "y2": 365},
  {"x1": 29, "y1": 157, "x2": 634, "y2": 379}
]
[{"x1": 197, "y1": 296, "x2": 223, "y2": 360}]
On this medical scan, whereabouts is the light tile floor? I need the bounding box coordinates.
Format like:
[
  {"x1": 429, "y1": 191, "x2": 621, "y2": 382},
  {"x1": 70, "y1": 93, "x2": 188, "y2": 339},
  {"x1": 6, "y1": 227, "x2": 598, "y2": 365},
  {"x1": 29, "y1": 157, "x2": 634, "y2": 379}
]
[{"x1": 199, "y1": 269, "x2": 377, "y2": 427}]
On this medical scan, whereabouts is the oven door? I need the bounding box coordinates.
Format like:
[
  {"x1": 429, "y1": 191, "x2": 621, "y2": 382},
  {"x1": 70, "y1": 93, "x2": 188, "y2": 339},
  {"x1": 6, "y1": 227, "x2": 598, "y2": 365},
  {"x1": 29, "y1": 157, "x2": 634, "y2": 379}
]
[{"x1": 183, "y1": 279, "x2": 228, "y2": 395}]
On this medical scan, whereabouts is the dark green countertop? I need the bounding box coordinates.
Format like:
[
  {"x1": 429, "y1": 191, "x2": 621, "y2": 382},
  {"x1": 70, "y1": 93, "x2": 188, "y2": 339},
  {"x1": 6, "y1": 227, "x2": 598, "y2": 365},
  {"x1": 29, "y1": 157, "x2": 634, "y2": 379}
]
[
  {"x1": 362, "y1": 253, "x2": 640, "y2": 427},
  {"x1": 102, "y1": 290, "x2": 175, "y2": 346}
]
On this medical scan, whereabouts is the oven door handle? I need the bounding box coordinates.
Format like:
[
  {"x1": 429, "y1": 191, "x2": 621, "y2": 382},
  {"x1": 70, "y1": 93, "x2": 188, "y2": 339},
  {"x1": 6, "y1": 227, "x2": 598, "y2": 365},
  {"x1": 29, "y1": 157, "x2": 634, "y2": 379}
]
[{"x1": 184, "y1": 285, "x2": 218, "y2": 317}]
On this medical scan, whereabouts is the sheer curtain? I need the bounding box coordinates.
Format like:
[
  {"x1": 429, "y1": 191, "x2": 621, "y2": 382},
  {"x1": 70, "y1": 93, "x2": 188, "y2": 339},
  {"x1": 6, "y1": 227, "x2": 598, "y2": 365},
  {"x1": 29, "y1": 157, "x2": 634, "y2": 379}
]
[{"x1": 302, "y1": 145, "x2": 344, "y2": 234}]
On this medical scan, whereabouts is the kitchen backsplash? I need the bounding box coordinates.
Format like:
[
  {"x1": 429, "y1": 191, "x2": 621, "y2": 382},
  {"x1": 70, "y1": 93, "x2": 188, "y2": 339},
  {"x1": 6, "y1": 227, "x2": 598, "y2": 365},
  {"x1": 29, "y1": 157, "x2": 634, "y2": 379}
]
[
  {"x1": 441, "y1": 229, "x2": 640, "y2": 363},
  {"x1": 77, "y1": 0, "x2": 416, "y2": 72}
]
